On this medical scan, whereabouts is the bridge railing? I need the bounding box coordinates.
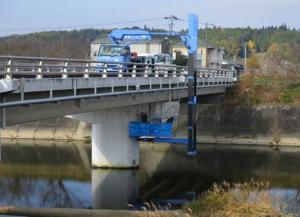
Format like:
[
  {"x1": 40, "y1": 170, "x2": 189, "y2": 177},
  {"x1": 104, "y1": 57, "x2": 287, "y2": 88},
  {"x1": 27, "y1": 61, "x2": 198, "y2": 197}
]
[{"x1": 0, "y1": 56, "x2": 236, "y2": 81}]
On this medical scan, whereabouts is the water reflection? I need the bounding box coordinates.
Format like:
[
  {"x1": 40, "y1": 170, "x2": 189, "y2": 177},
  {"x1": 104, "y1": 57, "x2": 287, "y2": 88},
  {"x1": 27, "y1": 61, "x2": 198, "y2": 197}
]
[
  {"x1": 0, "y1": 140, "x2": 91, "y2": 209},
  {"x1": 92, "y1": 169, "x2": 139, "y2": 209},
  {"x1": 0, "y1": 140, "x2": 300, "y2": 214},
  {"x1": 0, "y1": 178, "x2": 91, "y2": 208}
]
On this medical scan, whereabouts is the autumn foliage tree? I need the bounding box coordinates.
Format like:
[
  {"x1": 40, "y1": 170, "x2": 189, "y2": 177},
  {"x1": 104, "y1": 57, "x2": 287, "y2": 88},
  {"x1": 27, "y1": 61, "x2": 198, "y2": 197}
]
[{"x1": 247, "y1": 55, "x2": 260, "y2": 72}]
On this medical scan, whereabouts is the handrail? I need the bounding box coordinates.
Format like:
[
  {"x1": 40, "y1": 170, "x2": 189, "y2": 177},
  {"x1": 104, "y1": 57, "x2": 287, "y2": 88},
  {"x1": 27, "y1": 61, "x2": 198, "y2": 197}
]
[{"x1": 0, "y1": 55, "x2": 236, "y2": 80}]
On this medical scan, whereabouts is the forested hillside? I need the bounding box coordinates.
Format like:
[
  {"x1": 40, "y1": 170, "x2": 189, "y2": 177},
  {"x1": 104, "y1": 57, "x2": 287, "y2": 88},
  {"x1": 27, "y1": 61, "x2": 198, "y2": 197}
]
[
  {"x1": 0, "y1": 29, "x2": 110, "y2": 59},
  {"x1": 201, "y1": 25, "x2": 300, "y2": 62},
  {"x1": 0, "y1": 26, "x2": 299, "y2": 63}
]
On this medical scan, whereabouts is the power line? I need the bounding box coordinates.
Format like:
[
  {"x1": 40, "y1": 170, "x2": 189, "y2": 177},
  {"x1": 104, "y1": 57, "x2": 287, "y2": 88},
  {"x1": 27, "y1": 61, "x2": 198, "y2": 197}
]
[
  {"x1": 0, "y1": 17, "x2": 165, "y2": 33},
  {"x1": 164, "y1": 15, "x2": 181, "y2": 32}
]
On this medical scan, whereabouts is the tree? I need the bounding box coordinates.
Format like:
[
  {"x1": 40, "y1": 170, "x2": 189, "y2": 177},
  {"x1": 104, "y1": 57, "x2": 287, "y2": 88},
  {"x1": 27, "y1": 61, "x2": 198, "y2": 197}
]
[
  {"x1": 247, "y1": 55, "x2": 260, "y2": 71},
  {"x1": 174, "y1": 50, "x2": 188, "y2": 66},
  {"x1": 266, "y1": 42, "x2": 293, "y2": 62},
  {"x1": 267, "y1": 43, "x2": 280, "y2": 59},
  {"x1": 247, "y1": 40, "x2": 255, "y2": 50}
]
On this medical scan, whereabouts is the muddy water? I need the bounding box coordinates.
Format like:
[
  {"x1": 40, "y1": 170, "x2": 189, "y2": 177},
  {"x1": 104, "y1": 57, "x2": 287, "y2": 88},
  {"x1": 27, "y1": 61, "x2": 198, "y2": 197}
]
[{"x1": 0, "y1": 140, "x2": 300, "y2": 215}]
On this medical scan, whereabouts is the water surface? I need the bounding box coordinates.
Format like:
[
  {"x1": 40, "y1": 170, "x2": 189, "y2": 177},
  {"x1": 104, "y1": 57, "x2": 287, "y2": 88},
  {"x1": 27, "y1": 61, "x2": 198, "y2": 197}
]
[{"x1": 0, "y1": 140, "x2": 300, "y2": 215}]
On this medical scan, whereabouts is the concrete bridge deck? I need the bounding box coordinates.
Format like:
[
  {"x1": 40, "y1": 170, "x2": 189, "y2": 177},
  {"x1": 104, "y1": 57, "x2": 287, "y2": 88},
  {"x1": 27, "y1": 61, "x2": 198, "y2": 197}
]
[{"x1": 0, "y1": 56, "x2": 235, "y2": 126}]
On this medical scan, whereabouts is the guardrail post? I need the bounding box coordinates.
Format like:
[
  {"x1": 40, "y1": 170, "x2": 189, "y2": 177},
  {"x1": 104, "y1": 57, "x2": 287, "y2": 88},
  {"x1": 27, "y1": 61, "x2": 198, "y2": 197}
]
[
  {"x1": 102, "y1": 64, "x2": 107, "y2": 78},
  {"x1": 173, "y1": 67, "x2": 177, "y2": 78},
  {"x1": 36, "y1": 60, "x2": 43, "y2": 79},
  {"x1": 118, "y1": 64, "x2": 123, "y2": 78},
  {"x1": 5, "y1": 58, "x2": 12, "y2": 80},
  {"x1": 62, "y1": 61, "x2": 68, "y2": 79},
  {"x1": 155, "y1": 66, "x2": 159, "y2": 77},
  {"x1": 144, "y1": 65, "x2": 149, "y2": 77},
  {"x1": 84, "y1": 62, "x2": 89, "y2": 78},
  {"x1": 132, "y1": 64, "x2": 136, "y2": 78},
  {"x1": 164, "y1": 68, "x2": 168, "y2": 78}
]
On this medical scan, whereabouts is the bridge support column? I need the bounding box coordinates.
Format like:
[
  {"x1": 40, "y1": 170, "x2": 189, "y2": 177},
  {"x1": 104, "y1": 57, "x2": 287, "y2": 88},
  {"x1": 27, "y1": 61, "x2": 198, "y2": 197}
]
[
  {"x1": 69, "y1": 101, "x2": 180, "y2": 169},
  {"x1": 91, "y1": 107, "x2": 141, "y2": 168}
]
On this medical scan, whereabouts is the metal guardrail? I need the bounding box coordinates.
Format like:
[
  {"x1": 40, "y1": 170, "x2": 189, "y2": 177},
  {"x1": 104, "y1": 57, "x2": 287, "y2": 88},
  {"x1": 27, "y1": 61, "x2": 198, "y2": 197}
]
[{"x1": 0, "y1": 55, "x2": 236, "y2": 80}]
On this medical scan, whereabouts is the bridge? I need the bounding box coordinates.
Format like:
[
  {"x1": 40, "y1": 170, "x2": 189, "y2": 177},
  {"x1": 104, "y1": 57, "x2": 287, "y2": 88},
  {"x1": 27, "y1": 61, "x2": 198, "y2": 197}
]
[{"x1": 0, "y1": 55, "x2": 236, "y2": 168}]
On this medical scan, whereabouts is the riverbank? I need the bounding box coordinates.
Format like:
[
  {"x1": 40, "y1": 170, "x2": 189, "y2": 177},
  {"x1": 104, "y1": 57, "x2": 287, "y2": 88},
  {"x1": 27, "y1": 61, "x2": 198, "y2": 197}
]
[
  {"x1": 0, "y1": 117, "x2": 91, "y2": 141},
  {"x1": 1, "y1": 105, "x2": 300, "y2": 147}
]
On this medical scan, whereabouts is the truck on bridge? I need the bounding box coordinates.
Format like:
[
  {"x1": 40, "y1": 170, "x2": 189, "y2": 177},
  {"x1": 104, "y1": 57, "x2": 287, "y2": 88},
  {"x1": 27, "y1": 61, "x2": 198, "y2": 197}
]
[
  {"x1": 96, "y1": 44, "x2": 131, "y2": 72},
  {"x1": 95, "y1": 29, "x2": 177, "y2": 73}
]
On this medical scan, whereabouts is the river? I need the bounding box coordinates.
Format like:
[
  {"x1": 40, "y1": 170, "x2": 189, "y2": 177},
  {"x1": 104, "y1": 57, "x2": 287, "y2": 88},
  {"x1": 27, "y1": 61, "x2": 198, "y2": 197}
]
[{"x1": 0, "y1": 140, "x2": 299, "y2": 215}]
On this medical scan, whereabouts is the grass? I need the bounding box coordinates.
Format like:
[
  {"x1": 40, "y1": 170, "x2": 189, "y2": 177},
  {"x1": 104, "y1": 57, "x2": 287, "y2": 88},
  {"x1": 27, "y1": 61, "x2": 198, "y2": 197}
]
[
  {"x1": 140, "y1": 181, "x2": 293, "y2": 217},
  {"x1": 225, "y1": 73, "x2": 300, "y2": 106},
  {"x1": 183, "y1": 181, "x2": 292, "y2": 217}
]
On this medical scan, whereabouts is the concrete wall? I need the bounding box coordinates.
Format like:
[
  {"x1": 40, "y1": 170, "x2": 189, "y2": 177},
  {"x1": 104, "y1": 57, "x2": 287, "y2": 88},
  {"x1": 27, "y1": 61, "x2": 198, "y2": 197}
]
[
  {"x1": 1, "y1": 105, "x2": 300, "y2": 146},
  {"x1": 176, "y1": 105, "x2": 300, "y2": 146},
  {"x1": 0, "y1": 117, "x2": 91, "y2": 140}
]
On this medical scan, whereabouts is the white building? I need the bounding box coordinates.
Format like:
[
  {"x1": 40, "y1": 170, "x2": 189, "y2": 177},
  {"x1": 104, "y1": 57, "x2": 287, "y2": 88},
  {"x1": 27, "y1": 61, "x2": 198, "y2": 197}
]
[{"x1": 172, "y1": 42, "x2": 224, "y2": 69}]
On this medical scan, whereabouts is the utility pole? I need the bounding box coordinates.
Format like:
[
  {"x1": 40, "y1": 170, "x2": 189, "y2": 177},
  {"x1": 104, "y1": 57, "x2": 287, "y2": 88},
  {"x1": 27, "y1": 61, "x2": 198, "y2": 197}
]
[
  {"x1": 205, "y1": 22, "x2": 208, "y2": 48},
  {"x1": 203, "y1": 22, "x2": 215, "y2": 68},
  {"x1": 164, "y1": 15, "x2": 179, "y2": 32},
  {"x1": 284, "y1": 61, "x2": 288, "y2": 78},
  {"x1": 264, "y1": 64, "x2": 268, "y2": 75},
  {"x1": 205, "y1": 23, "x2": 208, "y2": 68},
  {"x1": 244, "y1": 42, "x2": 247, "y2": 72},
  {"x1": 164, "y1": 15, "x2": 179, "y2": 58}
]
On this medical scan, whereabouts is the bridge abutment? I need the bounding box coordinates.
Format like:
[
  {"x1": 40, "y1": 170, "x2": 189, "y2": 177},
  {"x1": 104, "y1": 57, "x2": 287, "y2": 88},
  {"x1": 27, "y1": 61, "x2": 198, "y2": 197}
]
[{"x1": 70, "y1": 101, "x2": 180, "y2": 169}]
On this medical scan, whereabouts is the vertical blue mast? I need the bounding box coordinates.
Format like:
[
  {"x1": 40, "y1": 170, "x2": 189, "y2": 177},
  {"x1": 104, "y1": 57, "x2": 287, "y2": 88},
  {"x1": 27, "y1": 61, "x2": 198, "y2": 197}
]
[{"x1": 187, "y1": 13, "x2": 198, "y2": 155}]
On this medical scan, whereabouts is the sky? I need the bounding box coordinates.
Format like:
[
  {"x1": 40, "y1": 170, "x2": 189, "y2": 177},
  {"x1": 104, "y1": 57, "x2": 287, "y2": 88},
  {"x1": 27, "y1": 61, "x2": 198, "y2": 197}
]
[{"x1": 0, "y1": 0, "x2": 300, "y2": 36}]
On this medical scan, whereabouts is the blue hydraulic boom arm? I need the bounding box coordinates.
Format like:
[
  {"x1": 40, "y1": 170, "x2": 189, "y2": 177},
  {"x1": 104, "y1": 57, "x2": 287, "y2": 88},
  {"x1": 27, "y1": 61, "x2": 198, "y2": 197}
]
[{"x1": 108, "y1": 13, "x2": 198, "y2": 54}]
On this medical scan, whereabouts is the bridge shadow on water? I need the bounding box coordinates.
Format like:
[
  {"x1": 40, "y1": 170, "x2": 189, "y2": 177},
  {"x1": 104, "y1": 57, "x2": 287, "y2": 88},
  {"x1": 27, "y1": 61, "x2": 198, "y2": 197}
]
[
  {"x1": 137, "y1": 143, "x2": 300, "y2": 213},
  {"x1": 0, "y1": 139, "x2": 300, "y2": 214}
]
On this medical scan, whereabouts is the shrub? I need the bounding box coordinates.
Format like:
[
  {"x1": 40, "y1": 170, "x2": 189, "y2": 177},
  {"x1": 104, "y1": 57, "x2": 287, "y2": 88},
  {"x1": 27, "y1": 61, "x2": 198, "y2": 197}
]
[{"x1": 184, "y1": 181, "x2": 292, "y2": 217}]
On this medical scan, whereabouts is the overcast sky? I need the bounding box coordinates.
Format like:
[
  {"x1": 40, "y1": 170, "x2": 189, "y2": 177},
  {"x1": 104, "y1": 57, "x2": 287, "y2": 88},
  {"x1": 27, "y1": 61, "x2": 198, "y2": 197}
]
[{"x1": 0, "y1": 0, "x2": 299, "y2": 36}]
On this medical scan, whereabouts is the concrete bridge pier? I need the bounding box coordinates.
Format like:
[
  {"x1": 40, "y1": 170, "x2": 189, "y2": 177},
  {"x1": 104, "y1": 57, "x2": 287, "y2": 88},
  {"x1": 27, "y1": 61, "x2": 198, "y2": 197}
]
[
  {"x1": 91, "y1": 107, "x2": 142, "y2": 168},
  {"x1": 70, "y1": 101, "x2": 179, "y2": 169}
]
